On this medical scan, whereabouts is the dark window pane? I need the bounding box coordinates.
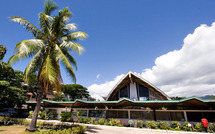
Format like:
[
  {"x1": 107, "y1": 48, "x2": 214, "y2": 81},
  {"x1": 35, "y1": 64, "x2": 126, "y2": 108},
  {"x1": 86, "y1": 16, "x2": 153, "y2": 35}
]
[
  {"x1": 142, "y1": 111, "x2": 154, "y2": 120},
  {"x1": 89, "y1": 110, "x2": 106, "y2": 118},
  {"x1": 203, "y1": 112, "x2": 215, "y2": 122},
  {"x1": 108, "y1": 111, "x2": 117, "y2": 118},
  {"x1": 131, "y1": 111, "x2": 142, "y2": 119},
  {"x1": 156, "y1": 112, "x2": 170, "y2": 120},
  {"x1": 80, "y1": 110, "x2": 87, "y2": 116},
  {"x1": 120, "y1": 86, "x2": 128, "y2": 98},
  {"x1": 170, "y1": 112, "x2": 185, "y2": 121},
  {"x1": 187, "y1": 112, "x2": 205, "y2": 122},
  {"x1": 118, "y1": 111, "x2": 128, "y2": 118},
  {"x1": 139, "y1": 85, "x2": 149, "y2": 100}
]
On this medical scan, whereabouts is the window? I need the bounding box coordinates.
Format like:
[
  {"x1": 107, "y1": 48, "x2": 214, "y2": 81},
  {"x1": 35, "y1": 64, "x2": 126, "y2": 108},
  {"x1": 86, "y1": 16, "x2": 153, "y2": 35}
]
[
  {"x1": 119, "y1": 85, "x2": 129, "y2": 98},
  {"x1": 136, "y1": 84, "x2": 149, "y2": 100},
  {"x1": 89, "y1": 110, "x2": 106, "y2": 118}
]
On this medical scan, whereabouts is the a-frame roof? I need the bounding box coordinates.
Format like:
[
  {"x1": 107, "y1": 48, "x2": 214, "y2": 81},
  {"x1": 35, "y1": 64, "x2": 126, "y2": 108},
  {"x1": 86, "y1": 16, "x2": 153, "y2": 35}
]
[{"x1": 106, "y1": 71, "x2": 171, "y2": 100}]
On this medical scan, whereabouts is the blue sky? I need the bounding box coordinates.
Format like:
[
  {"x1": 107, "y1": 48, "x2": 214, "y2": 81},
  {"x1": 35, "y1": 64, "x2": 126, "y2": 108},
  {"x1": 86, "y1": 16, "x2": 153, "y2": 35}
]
[{"x1": 1, "y1": 0, "x2": 215, "y2": 97}]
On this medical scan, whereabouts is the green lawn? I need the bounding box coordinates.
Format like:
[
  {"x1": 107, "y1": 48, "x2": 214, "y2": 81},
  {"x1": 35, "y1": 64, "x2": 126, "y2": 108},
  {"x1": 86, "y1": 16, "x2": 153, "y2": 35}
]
[{"x1": 0, "y1": 125, "x2": 47, "y2": 134}]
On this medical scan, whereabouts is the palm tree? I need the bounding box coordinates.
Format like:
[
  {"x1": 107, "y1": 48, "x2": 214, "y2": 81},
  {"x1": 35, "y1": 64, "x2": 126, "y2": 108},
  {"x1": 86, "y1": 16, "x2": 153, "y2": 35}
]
[{"x1": 8, "y1": 0, "x2": 87, "y2": 131}]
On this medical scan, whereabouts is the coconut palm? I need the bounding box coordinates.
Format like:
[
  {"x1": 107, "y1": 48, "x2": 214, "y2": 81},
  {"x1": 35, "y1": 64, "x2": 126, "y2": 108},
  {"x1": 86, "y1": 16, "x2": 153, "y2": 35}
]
[{"x1": 8, "y1": 0, "x2": 87, "y2": 131}]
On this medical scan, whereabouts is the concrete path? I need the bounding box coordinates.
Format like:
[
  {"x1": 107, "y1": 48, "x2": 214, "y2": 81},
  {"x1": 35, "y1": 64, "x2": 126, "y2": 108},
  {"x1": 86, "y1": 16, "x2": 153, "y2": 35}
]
[{"x1": 85, "y1": 124, "x2": 207, "y2": 134}]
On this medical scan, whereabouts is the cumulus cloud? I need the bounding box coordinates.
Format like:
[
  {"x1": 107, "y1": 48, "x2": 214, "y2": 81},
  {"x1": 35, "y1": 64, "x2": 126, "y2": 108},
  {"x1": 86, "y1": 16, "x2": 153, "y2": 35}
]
[
  {"x1": 88, "y1": 74, "x2": 124, "y2": 96},
  {"x1": 88, "y1": 23, "x2": 215, "y2": 97},
  {"x1": 141, "y1": 23, "x2": 215, "y2": 97}
]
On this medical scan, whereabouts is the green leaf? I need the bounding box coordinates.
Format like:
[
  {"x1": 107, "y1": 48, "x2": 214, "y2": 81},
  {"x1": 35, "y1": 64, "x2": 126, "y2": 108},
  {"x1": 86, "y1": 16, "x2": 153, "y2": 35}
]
[{"x1": 10, "y1": 17, "x2": 43, "y2": 39}]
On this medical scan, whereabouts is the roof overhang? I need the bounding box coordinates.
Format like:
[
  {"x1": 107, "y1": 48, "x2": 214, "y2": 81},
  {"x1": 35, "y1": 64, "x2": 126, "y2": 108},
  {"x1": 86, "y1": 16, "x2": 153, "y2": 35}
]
[{"x1": 26, "y1": 97, "x2": 215, "y2": 109}]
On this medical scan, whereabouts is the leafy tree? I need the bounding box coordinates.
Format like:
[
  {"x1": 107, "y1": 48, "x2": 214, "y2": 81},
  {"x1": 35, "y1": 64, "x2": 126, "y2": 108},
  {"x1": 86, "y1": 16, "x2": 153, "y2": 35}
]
[
  {"x1": 62, "y1": 84, "x2": 89, "y2": 101},
  {"x1": 0, "y1": 45, "x2": 25, "y2": 108},
  {"x1": 8, "y1": 0, "x2": 87, "y2": 131},
  {"x1": 52, "y1": 92, "x2": 68, "y2": 101},
  {"x1": 0, "y1": 45, "x2": 6, "y2": 60}
]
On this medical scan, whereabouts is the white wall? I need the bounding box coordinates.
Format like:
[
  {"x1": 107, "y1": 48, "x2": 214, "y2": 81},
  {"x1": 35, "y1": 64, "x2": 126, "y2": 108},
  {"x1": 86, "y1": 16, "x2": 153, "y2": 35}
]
[{"x1": 130, "y1": 82, "x2": 138, "y2": 100}]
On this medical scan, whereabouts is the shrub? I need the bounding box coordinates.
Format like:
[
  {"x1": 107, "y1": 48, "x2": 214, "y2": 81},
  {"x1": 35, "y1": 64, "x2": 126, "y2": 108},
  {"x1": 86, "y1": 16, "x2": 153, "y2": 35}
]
[
  {"x1": 60, "y1": 112, "x2": 71, "y2": 122},
  {"x1": 120, "y1": 120, "x2": 127, "y2": 127},
  {"x1": 79, "y1": 118, "x2": 90, "y2": 124},
  {"x1": 98, "y1": 118, "x2": 106, "y2": 125},
  {"x1": 72, "y1": 125, "x2": 87, "y2": 134},
  {"x1": 28, "y1": 110, "x2": 34, "y2": 118},
  {"x1": 171, "y1": 121, "x2": 181, "y2": 129},
  {"x1": 158, "y1": 121, "x2": 170, "y2": 129},
  {"x1": 195, "y1": 123, "x2": 203, "y2": 132},
  {"x1": 0, "y1": 116, "x2": 13, "y2": 125},
  {"x1": 209, "y1": 123, "x2": 215, "y2": 132},
  {"x1": 38, "y1": 111, "x2": 48, "y2": 120},
  {"x1": 108, "y1": 119, "x2": 120, "y2": 126},
  {"x1": 182, "y1": 121, "x2": 191, "y2": 131},
  {"x1": 47, "y1": 110, "x2": 58, "y2": 120},
  {"x1": 137, "y1": 120, "x2": 143, "y2": 128},
  {"x1": 94, "y1": 121, "x2": 99, "y2": 125},
  {"x1": 145, "y1": 121, "x2": 158, "y2": 129}
]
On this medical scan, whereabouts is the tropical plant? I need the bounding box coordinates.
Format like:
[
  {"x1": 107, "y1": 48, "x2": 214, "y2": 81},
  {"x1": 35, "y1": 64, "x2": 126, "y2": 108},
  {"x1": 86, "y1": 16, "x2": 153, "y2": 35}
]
[
  {"x1": 98, "y1": 118, "x2": 105, "y2": 125},
  {"x1": 195, "y1": 123, "x2": 203, "y2": 132},
  {"x1": 171, "y1": 121, "x2": 181, "y2": 130},
  {"x1": 60, "y1": 112, "x2": 71, "y2": 122},
  {"x1": 137, "y1": 120, "x2": 143, "y2": 128},
  {"x1": 145, "y1": 121, "x2": 158, "y2": 129},
  {"x1": 8, "y1": 0, "x2": 87, "y2": 131},
  {"x1": 158, "y1": 121, "x2": 170, "y2": 129}
]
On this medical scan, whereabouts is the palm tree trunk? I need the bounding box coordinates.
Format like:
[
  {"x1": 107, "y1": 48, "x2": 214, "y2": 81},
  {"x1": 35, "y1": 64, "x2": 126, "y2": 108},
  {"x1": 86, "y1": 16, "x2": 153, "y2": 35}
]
[{"x1": 26, "y1": 91, "x2": 43, "y2": 132}]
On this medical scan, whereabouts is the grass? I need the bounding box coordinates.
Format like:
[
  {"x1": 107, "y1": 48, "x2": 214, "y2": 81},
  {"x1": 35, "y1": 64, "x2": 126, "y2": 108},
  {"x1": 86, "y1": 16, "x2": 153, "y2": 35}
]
[{"x1": 0, "y1": 125, "x2": 48, "y2": 134}]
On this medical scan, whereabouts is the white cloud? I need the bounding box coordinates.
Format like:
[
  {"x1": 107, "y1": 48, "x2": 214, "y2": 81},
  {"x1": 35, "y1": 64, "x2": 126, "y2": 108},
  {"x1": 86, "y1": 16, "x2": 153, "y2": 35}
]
[
  {"x1": 88, "y1": 23, "x2": 215, "y2": 97},
  {"x1": 96, "y1": 74, "x2": 100, "y2": 79},
  {"x1": 88, "y1": 74, "x2": 124, "y2": 96}
]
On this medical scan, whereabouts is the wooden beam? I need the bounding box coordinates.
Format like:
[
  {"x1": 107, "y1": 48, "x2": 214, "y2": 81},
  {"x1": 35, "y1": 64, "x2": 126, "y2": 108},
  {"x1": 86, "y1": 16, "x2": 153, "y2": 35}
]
[
  {"x1": 184, "y1": 111, "x2": 188, "y2": 121},
  {"x1": 129, "y1": 73, "x2": 133, "y2": 84}
]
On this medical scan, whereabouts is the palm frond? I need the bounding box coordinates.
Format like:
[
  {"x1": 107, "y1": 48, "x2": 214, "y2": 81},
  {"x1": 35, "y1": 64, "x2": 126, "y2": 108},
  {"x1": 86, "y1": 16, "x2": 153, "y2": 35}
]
[
  {"x1": 39, "y1": 12, "x2": 52, "y2": 36},
  {"x1": 44, "y1": 0, "x2": 58, "y2": 15},
  {"x1": 8, "y1": 39, "x2": 44, "y2": 65},
  {"x1": 39, "y1": 49, "x2": 61, "y2": 92},
  {"x1": 60, "y1": 41, "x2": 84, "y2": 54},
  {"x1": 61, "y1": 48, "x2": 77, "y2": 70},
  {"x1": 64, "y1": 31, "x2": 88, "y2": 41},
  {"x1": 51, "y1": 7, "x2": 72, "y2": 37},
  {"x1": 55, "y1": 44, "x2": 76, "y2": 83},
  {"x1": 10, "y1": 17, "x2": 43, "y2": 39},
  {"x1": 24, "y1": 46, "x2": 44, "y2": 83},
  {"x1": 63, "y1": 23, "x2": 77, "y2": 31}
]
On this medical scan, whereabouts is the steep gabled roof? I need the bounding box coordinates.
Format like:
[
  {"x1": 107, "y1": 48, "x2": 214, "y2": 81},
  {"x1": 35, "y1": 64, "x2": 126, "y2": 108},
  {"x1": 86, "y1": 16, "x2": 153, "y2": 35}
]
[{"x1": 106, "y1": 71, "x2": 171, "y2": 100}]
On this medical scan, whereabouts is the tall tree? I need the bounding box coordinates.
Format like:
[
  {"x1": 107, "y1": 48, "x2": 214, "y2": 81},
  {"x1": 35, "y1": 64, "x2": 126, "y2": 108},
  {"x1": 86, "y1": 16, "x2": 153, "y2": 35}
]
[
  {"x1": 62, "y1": 84, "x2": 89, "y2": 101},
  {"x1": 0, "y1": 45, "x2": 25, "y2": 109},
  {"x1": 8, "y1": 0, "x2": 87, "y2": 131}
]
